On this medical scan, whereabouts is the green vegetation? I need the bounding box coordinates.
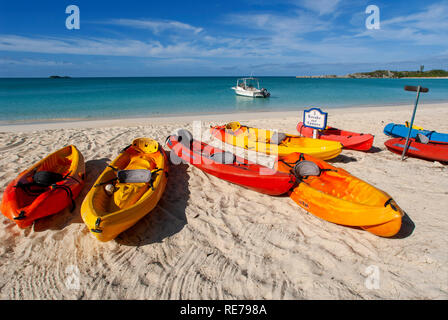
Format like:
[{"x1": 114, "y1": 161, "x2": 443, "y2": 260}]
[
  {"x1": 347, "y1": 69, "x2": 448, "y2": 78},
  {"x1": 397, "y1": 69, "x2": 448, "y2": 78}
]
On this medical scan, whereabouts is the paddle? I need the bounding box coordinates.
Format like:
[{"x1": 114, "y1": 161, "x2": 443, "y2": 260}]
[{"x1": 401, "y1": 85, "x2": 429, "y2": 160}]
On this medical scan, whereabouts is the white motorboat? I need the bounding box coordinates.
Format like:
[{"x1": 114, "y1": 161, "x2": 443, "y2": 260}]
[{"x1": 231, "y1": 77, "x2": 270, "y2": 98}]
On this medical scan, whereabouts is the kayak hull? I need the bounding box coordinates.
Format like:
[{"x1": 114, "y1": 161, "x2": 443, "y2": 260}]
[
  {"x1": 166, "y1": 135, "x2": 294, "y2": 195},
  {"x1": 384, "y1": 123, "x2": 448, "y2": 143},
  {"x1": 81, "y1": 139, "x2": 169, "y2": 242},
  {"x1": 1, "y1": 145, "x2": 85, "y2": 228},
  {"x1": 296, "y1": 122, "x2": 374, "y2": 151},
  {"x1": 277, "y1": 153, "x2": 403, "y2": 237},
  {"x1": 211, "y1": 125, "x2": 342, "y2": 160},
  {"x1": 384, "y1": 138, "x2": 448, "y2": 163}
]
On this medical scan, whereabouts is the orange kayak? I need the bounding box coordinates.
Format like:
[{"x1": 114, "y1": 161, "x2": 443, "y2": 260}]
[
  {"x1": 276, "y1": 153, "x2": 403, "y2": 237},
  {"x1": 1, "y1": 145, "x2": 85, "y2": 228}
]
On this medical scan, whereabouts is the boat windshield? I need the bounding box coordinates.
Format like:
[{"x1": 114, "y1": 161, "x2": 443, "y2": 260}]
[{"x1": 238, "y1": 78, "x2": 260, "y2": 90}]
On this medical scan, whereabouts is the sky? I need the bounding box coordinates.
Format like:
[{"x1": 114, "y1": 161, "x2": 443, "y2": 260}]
[{"x1": 0, "y1": 0, "x2": 447, "y2": 77}]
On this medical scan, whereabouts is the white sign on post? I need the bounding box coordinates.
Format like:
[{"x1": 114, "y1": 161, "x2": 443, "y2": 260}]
[{"x1": 303, "y1": 107, "x2": 328, "y2": 139}]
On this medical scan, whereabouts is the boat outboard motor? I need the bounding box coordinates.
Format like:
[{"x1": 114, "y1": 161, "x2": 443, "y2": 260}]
[{"x1": 260, "y1": 88, "x2": 270, "y2": 97}]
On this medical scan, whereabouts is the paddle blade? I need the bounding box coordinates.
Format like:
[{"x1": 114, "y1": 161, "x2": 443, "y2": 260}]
[{"x1": 404, "y1": 85, "x2": 429, "y2": 93}]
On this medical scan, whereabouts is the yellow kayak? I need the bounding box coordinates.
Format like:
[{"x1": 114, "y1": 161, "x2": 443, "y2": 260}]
[
  {"x1": 211, "y1": 122, "x2": 343, "y2": 160},
  {"x1": 405, "y1": 121, "x2": 424, "y2": 130},
  {"x1": 81, "y1": 138, "x2": 169, "y2": 242}
]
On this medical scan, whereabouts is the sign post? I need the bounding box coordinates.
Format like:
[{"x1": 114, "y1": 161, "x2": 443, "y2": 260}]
[
  {"x1": 303, "y1": 107, "x2": 328, "y2": 139},
  {"x1": 401, "y1": 85, "x2": 429, "y2": 161}
]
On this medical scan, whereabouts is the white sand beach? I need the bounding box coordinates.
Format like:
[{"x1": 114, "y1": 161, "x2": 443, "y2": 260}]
[{"x1": 0, "y1": 103, "x2": 447, "y2": 299}]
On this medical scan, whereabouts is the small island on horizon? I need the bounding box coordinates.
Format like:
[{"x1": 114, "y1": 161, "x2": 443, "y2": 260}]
[
  {"x1": 49, "y1": 75, "x2": 72, "y2": 79},
  {"x1": 297, "y1": 68, "x2": 448, "y2": 79}
]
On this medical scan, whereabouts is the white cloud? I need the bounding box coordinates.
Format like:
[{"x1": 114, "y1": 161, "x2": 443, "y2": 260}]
[
  {"x1": 354, "y1": 3, "x2": 448, "y2": 46},
  {"x1": 107, "y1": 18, "x2": 203, "y2": 34},
  {"x1": 226, "y1": 11, "x2": 330, "y2": 35},
  {"x1": 0, "y1": 35, "x2": 185, "y2": 57},
  {"x1": 0, "y1": 57, "x2": 73, "y2": 66},
  {"x1": 293, "y1": 0, "x2": 341, "y2": 15},
  {"x1": 0, "y1": 34, "x2": 252, "y2": 59},
  {"x1": 382, "y1": 3, "x2": 448, "y2": 30}
]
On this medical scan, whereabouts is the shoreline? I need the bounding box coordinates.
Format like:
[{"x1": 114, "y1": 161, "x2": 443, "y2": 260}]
[
  {"x1": 1, "y1": 101, "x2": 447, "y2": 133},
  {"x1": 401, "y1": 77, "x2": 448, "y2": 79}
]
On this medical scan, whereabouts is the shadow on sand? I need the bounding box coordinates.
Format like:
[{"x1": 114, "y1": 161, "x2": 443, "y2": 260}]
[
  {"x1": 33, "y1": 158, "x2": 110, "y2": 232},
  {"x1": 327, "y1": 154, "x2": 358, "y2": 164},
  {"x1": 116, "y1": 152, "x2": 190, "y2": 246},
  {"x1": 367, "y1": 146, "x2": 383, "y2": 154}
]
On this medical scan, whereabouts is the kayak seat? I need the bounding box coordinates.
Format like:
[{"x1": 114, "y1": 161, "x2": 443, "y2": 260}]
[
  {"x1": 177, "y1": 129, "x2": 193, "y2": 148},
  {"x1": 416, "y1": 133, "x2": 430, "y2": 144},
  {"x1": 270, "y1": 132, "x2": 287, "y2": 145},
  {"x1": 112, "y1": 156, "x2": 157, "y2": 210},
  {"x1": 33, "y1": 171, "x2": 65, "y2": 187},
  {"x1": 15, "y1": 170, "x2": 66, "y2": 200},
  {"x1": 209, "y1": 151, "x2": 236, "y2": 164},
  {"x1": 117, "y1": 169, "x2": 152, "y2": 184},
  {"x1": 293, "y1": 161, "x2": 321, "y2": 178}
]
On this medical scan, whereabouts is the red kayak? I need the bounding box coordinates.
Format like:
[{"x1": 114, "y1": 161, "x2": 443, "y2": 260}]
[
  {"x1": 166, "y1": 130, "x2": 295, "y2": 195},
  {"x1": 296, "y1": 122, "x2": 374, "y2": 151},
  {"x1": 384, "y1": 138, "x2": 448, "y2": 163},
  {"x1": 1, "y1": 145, "x2": 85, "y2": 228}
]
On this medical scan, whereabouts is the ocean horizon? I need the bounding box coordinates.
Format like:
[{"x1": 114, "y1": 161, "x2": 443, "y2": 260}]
[{"x1": 1, "y1": 77, "x2": 447, "y2": 124}]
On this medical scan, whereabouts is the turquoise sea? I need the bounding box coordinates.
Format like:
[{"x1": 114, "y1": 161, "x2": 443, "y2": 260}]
[{"x1": 0, "y1": 77, "x2": 447, "y2": 123}]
